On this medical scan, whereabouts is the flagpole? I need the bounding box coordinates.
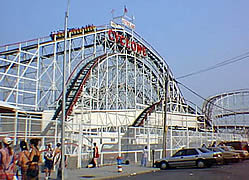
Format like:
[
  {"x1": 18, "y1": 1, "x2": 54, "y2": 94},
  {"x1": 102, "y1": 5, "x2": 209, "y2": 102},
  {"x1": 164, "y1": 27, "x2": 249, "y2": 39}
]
[
  {"x1": 124, "y1": 5, "x2": 128, "y2": 16},
  {"x1": 162, "y1": 75, "x2": 168, "y2": 158},
  {"x1": 111, "y1": 9, "x2": 115, "y2": 19},
  {"x1": 61, "y1": 0, "x2": 70, "y2": 179}
]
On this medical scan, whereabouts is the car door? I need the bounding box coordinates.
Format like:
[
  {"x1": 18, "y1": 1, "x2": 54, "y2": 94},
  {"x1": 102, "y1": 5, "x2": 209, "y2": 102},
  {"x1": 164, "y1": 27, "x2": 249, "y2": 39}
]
[
  {"x1": 169, "y1": 149, "x2": 186, "y2": 167},
  {"x1": 184, "y1": 149, "x2": 199, "y2": 167}
]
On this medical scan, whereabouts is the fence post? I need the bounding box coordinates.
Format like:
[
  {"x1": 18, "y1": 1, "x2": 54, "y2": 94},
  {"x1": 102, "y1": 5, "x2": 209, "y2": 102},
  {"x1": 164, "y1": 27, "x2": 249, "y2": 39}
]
[
  {"x1": 118, "y1": 126, "x2": 121, "y2": 157},
  {"x1": 152, "y1": 149, "x2": 155, "y2": 167},
  {"x1": 186, "y1": 117, "x2": 189, "y2": 148},
  {"x1": 78, "y1": 123, "x2": 82, "y2": 168},
  {"x1": 147, "y1": 126, "x2": 151, "y2": 161},
  {"x1": 14, "y1": 111, "x2": 18, "y2": 145},
  {"x1": 135, "y1": 151, "x2": 137, "y2": 163},
  {"x1": 170, "y1": 126, "x2": 173, "y2": 156},
  {"x1": 101, "y1": 153, "x2": 104, "y2": 165}
]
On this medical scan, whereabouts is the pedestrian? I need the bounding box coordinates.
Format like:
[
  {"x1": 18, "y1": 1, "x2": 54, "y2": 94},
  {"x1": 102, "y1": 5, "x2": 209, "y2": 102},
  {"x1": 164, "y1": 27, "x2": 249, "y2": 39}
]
[
  {"x1": 202, "y1": 143, "x2": 207, "y2": 149},
  {"x1": 0, "y1": 137, "x2": 17, "y2": 180},
  {"x1": 17, "y1": 140, "x2": 30, "y2": 180},
  {"x1": 218, "y1": 142, "x2": 225, "y2": 147},
  {"x1": 53, "y1": 143, "x2": 68, "y2": 179},
  {"x1": 27, "y1": 138, "x2": 41, "y2": 180},
  {"x1": 141, "y1": 146, "x2": 148, "y2": 167},
  {"x1": 53, "y1": 143, "x2": 61, "y2": 177},
  {"x1": 92, "y1": 143, "x2": 99, "y2": 168},
  {"x1": 212, "y1": 142, "x2": 216, "y2": 147},
  {"x1": 44, "y1": 143, "x2": 54, "y2": 180}
]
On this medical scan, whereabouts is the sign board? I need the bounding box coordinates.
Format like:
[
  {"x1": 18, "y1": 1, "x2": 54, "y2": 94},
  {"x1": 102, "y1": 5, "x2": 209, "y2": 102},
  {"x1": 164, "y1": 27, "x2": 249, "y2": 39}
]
[
  {"x1": 108, "y1": 29, "x2": 147, "y2": 57},
  {"x1": 110, "y1": 21, "x2": 123, "y2": 29},
  {"x1": 121, "y1": 18, "x2": 135, "y2": 29}
]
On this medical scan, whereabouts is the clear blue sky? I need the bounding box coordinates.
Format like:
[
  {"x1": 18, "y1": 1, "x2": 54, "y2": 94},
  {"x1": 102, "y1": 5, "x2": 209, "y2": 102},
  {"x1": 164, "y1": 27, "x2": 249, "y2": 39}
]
[{"x1": 1, "y1": 0, "x2": 249, "y2": 108}]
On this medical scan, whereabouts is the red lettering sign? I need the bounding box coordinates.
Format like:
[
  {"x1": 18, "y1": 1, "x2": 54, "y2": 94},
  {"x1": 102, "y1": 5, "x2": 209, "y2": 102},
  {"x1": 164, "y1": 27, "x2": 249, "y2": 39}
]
[
  {"x1": 137, "y1": 44, "x2": 142, "y2": 54},
  {"x1": 126, "y1": 38, "x2": 131, "y2": 49},
  {"x1": 120, "y1": 35, "x2": 125, "y2": 46},
  {"x1": 108, "y1": 29, "x2": 147, "y2": 57},
  {"x1": 108, "y1": 29, "x2": 114, "y2": 41}
]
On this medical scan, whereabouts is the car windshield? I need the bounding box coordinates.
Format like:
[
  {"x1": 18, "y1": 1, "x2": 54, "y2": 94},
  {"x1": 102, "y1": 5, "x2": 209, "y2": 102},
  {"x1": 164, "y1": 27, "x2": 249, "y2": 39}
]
[{"x1": 198, "y1": 148, "x2": 210, "y2": 153}]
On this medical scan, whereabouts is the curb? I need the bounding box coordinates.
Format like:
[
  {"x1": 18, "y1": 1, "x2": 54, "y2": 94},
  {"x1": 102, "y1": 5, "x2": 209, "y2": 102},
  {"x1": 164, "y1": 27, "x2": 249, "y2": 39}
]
[{"x1": 94, "y1": 168, "x2": 160, "y2": 180}]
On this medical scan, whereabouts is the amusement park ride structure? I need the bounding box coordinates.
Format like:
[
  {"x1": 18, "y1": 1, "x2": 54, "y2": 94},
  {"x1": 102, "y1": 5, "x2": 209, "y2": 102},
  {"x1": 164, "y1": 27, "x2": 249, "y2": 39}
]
[
  {"x1": 0, "y1": 15, "x2": 248, "y2": 162},
  {"x1": 202, "y1": 89, "x2": 249, "y2": 134}
]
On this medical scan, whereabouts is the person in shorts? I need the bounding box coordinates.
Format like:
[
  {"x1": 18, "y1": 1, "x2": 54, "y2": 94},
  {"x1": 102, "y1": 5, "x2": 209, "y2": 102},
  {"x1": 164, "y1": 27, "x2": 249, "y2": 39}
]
[
  {"x1": 0, "y1": 137, "x2": 17, "y2": 180},
  {"x1": 44, "y1": 143, "x2": 53, "y2": 180},
  {"x1": 17, "y1": 141, "x2": 30, "y2": 180},
  {"x1": 92, "y1": 143, "x2": 99, "y2": 167},
  {"x1": 27, "y1": 138, "x2": 41, "y2": 180}
]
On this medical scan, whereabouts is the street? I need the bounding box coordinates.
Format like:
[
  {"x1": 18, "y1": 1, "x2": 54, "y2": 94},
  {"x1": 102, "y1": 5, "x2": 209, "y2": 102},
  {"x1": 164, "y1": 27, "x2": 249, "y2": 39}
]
[{"x1": 116, "y1": 160, "x2": 249, "y2": 180}]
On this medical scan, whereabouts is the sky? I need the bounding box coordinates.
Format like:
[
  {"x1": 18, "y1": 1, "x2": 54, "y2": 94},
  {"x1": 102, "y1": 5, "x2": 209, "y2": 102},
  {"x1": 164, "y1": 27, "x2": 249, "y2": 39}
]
[{"x1": 1, "y1": 0, "x2": 249, "y2": 108}]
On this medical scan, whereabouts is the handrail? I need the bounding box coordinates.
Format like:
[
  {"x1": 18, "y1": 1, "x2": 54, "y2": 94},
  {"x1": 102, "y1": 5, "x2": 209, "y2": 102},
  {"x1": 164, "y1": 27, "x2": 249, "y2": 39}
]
[
  {"x1": 132, "y1": 100, "x2": 162, "y2": 127},
  {"x1": 55, "y1": 54, "x2": 93, "y2": 102}
]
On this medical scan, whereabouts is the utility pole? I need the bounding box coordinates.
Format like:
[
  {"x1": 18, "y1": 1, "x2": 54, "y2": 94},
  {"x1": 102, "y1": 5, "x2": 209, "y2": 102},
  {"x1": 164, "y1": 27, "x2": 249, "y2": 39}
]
[
  {"x1": 61, "y1": 0, "x2": 70, "y2": 179},
  {"x1": 162, "y1": 74, "x2": 168, "y2": 158}
]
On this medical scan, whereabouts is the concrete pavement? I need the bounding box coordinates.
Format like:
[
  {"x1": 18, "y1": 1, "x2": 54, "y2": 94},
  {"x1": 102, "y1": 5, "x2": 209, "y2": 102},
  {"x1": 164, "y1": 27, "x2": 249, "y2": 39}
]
[{"x1": 38, "y1": 164, "x2": 160, "y2": 180}]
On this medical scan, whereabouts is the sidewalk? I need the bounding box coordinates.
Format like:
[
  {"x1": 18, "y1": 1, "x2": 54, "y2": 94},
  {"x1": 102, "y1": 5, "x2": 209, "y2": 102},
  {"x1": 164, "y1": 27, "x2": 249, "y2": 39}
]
[{"x1": 39, "y1": 164, "x2": 160, "y2": 180}]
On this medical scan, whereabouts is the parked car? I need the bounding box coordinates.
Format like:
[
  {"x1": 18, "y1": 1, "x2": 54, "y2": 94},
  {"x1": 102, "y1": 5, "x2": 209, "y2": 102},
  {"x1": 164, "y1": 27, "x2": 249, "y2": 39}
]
[
  {"x1": 220, "y1": 146, "x2": 249, "y2": 160},
  {"x1": 207, "y1": 147, "x2": 240, "y2": 164},
  {"x1": 155, "y1": 148, "x2": 222, "y2": 170},
  {"x1": 219, "y1": 141, "x2": 249, "y2": 152}
]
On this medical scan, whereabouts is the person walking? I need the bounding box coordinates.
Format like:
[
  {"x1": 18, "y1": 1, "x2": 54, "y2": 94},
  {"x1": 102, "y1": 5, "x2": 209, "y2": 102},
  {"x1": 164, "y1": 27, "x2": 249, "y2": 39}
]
[
  {"x1": 212, "y1": 141, "x2": 217, "y2": 147},
  {"x1": 53, "y1": 143, "x2": 68, "y2": 179},
  {"x1": 44, "y1": 143, "x2": 53, "y2": 180},
  {"x1": 202, "y1": 143, "x2": 207, "y2": 149},
  {"x1": 141, "y1": 146, "x2": 148, "y2": 167},
  {"x1": 27, "y1": 138, "x2": 41, "y2": 180},
  {"x1": 92, "y1": 143, "x2": 99, "y2": 168},
  {"x1": 53, "y1": 143, "x2": 61, "y2": 178},
  {"x1": 0, "y1": 137, "x2": 17, "y2": 180},
  {"x1": 17, "y1": 141, "x2": 30, "y2": 180}
]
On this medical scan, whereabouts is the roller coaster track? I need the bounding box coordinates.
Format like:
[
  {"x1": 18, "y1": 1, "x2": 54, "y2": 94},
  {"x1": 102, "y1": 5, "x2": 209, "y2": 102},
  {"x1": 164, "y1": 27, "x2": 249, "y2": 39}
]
[
  {"x1": 202, "y1": 89, "x2": 249, "y2": 121},
  {"x1": 0, "y1": 27, "x2": 101, "y2": 69},
  {"x1": 41, "y1": 51, "x2": 166, "y2": 135},
  {"x1": 0, "y1": 27, "x2": 190, "y2": 115},
  {"x1": 131, "y1": 100, "x2": 163, "y2": 127},
  {"x1": 215, "y1": 111, "x2": 249, "y2": 119},
  {"x1": 0, "y1": 43, "x2": 96, "y2": 69},
  {"x1": 41, "y1": 53, "x2": 110, "y2": 136}
]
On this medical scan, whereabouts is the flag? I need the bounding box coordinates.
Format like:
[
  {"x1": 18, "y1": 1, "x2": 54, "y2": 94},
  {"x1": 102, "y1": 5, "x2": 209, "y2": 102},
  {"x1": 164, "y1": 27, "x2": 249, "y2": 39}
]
[
  {"x1": 111, "y1": 9, "x2": 115, "y2": 18},
  {"x1": 124, "y1": 6, "x2": 128, "y2": 14}
]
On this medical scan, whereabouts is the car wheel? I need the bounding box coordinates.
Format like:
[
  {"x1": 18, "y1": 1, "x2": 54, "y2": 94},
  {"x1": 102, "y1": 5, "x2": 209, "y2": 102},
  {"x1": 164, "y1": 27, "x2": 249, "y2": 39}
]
[
  {"x1": 160, "y1": 161, "x2": 168, "y2": 170},
  {"x1": 196, "y1": 160, "x2": 205, "y2": 168}
]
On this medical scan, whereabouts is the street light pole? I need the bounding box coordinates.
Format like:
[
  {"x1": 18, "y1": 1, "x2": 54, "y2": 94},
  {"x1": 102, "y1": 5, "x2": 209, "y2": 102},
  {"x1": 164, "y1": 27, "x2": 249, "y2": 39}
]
[
  {"x1": 61, "y1": 0, "x2": 70, "y2": 179},
  {"x1": 162, "y1": 74, "x2": 168, "y2": 158}
]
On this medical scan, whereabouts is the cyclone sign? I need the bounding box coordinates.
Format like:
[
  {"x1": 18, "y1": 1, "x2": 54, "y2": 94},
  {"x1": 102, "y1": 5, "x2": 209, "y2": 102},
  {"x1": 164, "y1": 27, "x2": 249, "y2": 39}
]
[{"x1": 108, "y1": 29, "x2": 147, "y2": 57}]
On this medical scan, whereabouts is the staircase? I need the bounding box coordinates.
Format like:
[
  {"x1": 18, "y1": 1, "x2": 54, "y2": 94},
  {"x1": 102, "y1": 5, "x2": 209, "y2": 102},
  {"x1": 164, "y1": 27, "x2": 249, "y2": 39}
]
[
  {"x1": 131, "y1": 100, "x2": 163, "y2": 127},
  {"x1": 41, "y1": 54, "x2": 109, "y2": 136}
]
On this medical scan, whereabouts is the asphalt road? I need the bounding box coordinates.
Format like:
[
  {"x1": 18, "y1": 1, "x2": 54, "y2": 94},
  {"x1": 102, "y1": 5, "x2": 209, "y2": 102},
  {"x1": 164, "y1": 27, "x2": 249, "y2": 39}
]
[{"x1": 116, "y1": 160, "x2": 249, "y2": 180}]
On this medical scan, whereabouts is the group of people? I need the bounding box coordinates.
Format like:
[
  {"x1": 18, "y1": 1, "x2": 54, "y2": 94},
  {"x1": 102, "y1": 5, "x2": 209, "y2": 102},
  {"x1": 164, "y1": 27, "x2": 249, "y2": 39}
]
[
  {"x1": 0, "y1": 137, "x2": 64, "y2": 180},
  {"x1": 202, "y1": 141, "x2": 218, "y2": 149}
]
